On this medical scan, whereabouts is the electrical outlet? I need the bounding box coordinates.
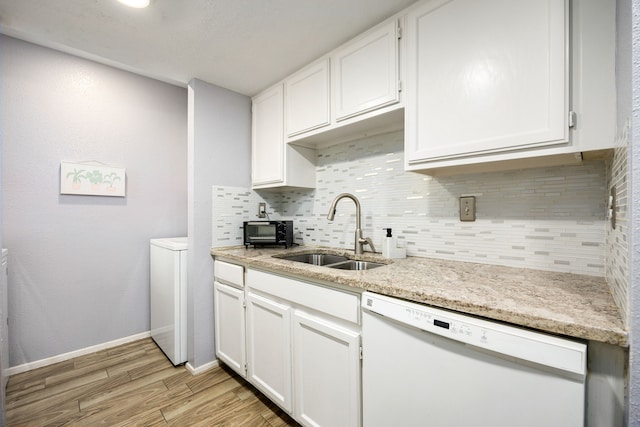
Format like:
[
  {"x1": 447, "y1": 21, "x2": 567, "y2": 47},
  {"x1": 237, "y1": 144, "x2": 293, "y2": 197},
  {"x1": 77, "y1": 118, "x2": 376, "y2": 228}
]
[
  {"x1": 609, "y1": 187, "x2": 616, "y2": 229},
  {"x1": 459, "y1": 196, "x2": 476, "y2": 221},
  {"x1": 258, "y1": 202, "x2": 266, "y2": 218}
]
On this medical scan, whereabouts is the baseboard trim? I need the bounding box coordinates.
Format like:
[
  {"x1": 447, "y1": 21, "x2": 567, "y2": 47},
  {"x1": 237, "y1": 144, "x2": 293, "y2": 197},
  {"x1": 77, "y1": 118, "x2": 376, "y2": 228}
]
[
  {"x1": 7, "y1": 331, "x2": 152, "y2": 376},
  {"x1": 186, "y1": 359, "x2": 219, "y2": 376}
]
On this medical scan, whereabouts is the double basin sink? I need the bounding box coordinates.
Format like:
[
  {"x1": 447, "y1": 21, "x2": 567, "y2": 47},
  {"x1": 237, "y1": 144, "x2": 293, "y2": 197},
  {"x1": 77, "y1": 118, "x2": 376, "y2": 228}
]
[{"x1": 274, "y1": 252, "x2": 386, "y2": 271}]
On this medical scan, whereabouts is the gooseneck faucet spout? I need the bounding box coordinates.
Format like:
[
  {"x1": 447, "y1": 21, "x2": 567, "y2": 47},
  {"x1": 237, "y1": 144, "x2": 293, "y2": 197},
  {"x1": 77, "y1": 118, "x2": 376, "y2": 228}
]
[{"x1": 326, "y1": 193, "x2": 376, "y2": 255}]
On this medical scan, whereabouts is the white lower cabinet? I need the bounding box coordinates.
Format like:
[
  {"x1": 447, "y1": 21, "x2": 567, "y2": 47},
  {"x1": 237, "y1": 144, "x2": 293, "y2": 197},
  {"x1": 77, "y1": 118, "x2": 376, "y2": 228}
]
[
  {"x1": 293, "y1": 310, "x2": 361, "y2": 427},
  {"x1": 214, "y1": 265, "x2": 362, "y2": 427},
  {"x1": 213, "y1": 260, "x2": 246, "y2": 378},
  {"x1": 246, "y1": 269, "x2": 362, "y2": 427},
  {"x1": 246, "y1": 291, "x2": 293, "y2": 413},
  {"x1": 213, "y1": 281, "x2": 246, "y2": 377}
]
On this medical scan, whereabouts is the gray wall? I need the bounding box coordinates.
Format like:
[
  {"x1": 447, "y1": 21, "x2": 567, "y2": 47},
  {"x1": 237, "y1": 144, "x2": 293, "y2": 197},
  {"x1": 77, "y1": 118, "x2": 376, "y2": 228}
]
[
  {"x1": 187, "y1": 79, "x2": 250, "y2": 368},
  {"x1": 0, "y1": 36, "x2": 188, "y2": 366},
  {"x1": 629, "y1": 0, "x2": 640, "y2": 422}
]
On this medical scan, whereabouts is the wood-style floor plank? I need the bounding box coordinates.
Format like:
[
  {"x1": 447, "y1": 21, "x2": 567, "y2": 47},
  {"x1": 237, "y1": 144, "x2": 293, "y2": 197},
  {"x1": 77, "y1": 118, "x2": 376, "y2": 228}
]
[{"x1": 6, "y1": 338, "x2": 300, "y2": 426}]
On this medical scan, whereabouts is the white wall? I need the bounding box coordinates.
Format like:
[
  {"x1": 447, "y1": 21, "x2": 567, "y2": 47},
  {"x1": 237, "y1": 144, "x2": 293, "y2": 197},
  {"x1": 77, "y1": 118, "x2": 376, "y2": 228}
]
[
  {"x1": 0, "y1": 36, "x2": 188, "y2": 366},
  {"x1": 187, "y1": 79, "x2": 250, "y2": 368}
]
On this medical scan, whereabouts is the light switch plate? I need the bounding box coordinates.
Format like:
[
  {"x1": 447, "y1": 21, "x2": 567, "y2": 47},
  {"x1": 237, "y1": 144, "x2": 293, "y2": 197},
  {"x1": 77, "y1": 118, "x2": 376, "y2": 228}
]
[{"x1": 459, "y1": 196, "x2": 476, "y2": 221}]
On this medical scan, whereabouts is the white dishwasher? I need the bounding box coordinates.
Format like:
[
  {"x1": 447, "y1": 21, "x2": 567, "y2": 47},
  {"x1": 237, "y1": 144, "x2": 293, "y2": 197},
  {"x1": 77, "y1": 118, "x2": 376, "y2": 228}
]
[
  {"x1": 150, "y1": 237, "x2": 187, "y2": 365},
  {"x1": 361, "y1": 292, "x2": 587, "y2": 427}
]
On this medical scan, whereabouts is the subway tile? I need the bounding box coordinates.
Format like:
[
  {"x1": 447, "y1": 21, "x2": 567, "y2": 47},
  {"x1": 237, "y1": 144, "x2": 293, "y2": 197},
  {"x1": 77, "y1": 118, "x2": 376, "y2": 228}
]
[{"x1": 212, "y1": 130, "x2": 610, "y2": 278}]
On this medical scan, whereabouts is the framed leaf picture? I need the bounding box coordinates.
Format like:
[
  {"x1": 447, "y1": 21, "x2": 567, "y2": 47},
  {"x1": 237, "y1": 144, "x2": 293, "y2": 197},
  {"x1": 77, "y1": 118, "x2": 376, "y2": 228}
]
[{"x1": 60, "y1": 161, "x2": 126, "y2": 197}]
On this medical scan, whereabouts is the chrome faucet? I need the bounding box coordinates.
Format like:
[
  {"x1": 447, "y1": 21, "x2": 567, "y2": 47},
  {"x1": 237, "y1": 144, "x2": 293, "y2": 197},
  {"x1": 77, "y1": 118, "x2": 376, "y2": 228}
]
[{"x1": 326, "y1": 193, "x2": 376, "y2": 255}]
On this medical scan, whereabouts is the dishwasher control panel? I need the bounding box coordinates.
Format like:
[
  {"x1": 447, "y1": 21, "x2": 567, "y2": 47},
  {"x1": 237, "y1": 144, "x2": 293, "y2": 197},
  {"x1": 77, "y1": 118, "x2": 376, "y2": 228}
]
[
  {"x1": 362, "y1": 292, "x2": 586, "y2": 378},
  {"x1": 402, "y1": 303, "x2": 484, "y2": 343}
]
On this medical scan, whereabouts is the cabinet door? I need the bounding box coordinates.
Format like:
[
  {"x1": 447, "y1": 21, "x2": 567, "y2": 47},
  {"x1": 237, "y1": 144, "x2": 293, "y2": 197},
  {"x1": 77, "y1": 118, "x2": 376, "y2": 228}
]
[
  {"x1": 252, "y1": 85, "x2": 284, "y2": 186},
  {"x1": 213, "y1": 281, "x2": 246, "y2": 377},
  {"x1": 293, "y1": 310, "x2": 361, "y2": 427},
  {"x1": 405, "y1": 0, "x2": 568, "y2": 165},
  {"x1": 246, "y1": 292, "x2": 293, "y2": 413},
  {"x1": 333, "y1": 20, "x2": 400, "y2": 121},
  {"x1": 285, "y1": 59, "x2": 330, "y2": 137}
]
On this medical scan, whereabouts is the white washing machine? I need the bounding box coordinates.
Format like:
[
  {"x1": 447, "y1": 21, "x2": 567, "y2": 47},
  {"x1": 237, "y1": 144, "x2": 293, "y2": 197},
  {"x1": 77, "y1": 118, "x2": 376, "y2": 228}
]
[{"x1": 150, "y1": 237, "x2": 187, "y2": 365}]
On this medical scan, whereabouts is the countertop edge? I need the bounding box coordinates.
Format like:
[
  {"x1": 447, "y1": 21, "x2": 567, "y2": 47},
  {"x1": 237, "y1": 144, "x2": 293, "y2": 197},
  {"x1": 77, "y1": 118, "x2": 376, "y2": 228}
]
[{"x1": 211, "y1": 246, "x2": 628, "y2": 348}]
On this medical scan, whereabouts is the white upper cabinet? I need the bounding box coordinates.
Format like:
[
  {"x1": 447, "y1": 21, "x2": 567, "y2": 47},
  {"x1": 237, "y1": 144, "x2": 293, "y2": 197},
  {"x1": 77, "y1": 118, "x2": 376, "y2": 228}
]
[
  {"x1": 252, "y1": 85, "x2": 284, "y2": 186},
  {"x1": 252, "y1": 84, "x2": 316, "y2": 189},
  {"x1": 404, "y1": 0, "x2": 616, "y2": 173},
  {"x1": 333, "y1": 20, "x2": 400, "y2": 121},
  {"x1": 405, "y1": 0, "x2": 569, "y2": 169},
  {"x1": 285, "y1": 59, "x2": 330, "y2": 137},
  {"x1": 282, "y1": 17, "x2": 405, "y2": 147}
]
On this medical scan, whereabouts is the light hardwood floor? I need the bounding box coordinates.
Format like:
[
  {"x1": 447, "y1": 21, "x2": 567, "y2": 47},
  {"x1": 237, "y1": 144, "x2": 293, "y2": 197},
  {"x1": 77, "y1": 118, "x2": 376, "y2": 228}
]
[{"x1": 6, "y1": 338, "x2": 300, "y2": 426}]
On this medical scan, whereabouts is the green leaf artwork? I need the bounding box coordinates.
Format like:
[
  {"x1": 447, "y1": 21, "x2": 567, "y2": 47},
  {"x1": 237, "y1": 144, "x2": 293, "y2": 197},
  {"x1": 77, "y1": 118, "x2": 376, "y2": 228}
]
[
  {"x1": 65, "y1": 168, "x2": 86, "y2": 184},
  {"x1": 85, "y1": 170, "x2": 104, "y2": 185},
  {"x1": 103, "y1": 172, "x2": 122, "y2": 187},
  {"x1": 61, "y1": 162, "x2": 126, "y2": 197}
]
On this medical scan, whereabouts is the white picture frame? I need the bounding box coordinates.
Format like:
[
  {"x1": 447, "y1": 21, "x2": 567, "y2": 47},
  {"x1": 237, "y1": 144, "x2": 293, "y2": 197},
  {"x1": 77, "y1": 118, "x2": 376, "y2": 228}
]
[{"x1": 60, "y1": 161, "x2": 126, "y2": 197}]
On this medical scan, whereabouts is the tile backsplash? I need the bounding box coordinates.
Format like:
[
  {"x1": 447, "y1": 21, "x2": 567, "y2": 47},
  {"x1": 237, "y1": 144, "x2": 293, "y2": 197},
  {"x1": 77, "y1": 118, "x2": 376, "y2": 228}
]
[
  {"x1": 605, "y1": 123, "x2": 630, "y2": 326},
  {"x1": 213, "y1": 130, "x2": 607, "y2": 276}
]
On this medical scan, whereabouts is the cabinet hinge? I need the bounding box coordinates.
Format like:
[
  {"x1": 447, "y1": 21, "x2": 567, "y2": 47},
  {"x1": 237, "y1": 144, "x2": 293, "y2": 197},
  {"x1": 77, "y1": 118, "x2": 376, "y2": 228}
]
[
  {"x1": 359, "y1": 346, "x2": 363, "y2": 360},
  {"x1": 396, "y1": 23, "x2": 402, "y2": 40},
  {"x1": 568, "y1": 111, "x2": 576, "y2": 129},
  {"x1": 398, "y1": 80, "x2": 403, "y2": 93}
]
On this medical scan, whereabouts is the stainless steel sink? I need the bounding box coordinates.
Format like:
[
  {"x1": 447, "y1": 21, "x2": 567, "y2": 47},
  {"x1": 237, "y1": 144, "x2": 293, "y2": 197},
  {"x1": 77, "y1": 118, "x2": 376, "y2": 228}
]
[
  {"x1": 274, "y1": 252, "x2": 388, "y2": 271},
  {"x1": 327, "y1": 260, "x2": 385, "y2": 271},
  {"x1": 277, "y1": 253, "x2": 350, "y2": 266}
]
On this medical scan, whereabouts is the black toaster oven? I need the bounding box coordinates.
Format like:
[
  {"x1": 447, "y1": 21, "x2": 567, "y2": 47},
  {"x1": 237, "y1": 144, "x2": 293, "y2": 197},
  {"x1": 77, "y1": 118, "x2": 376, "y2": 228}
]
[{"x1": 243, "y1": 221, "x2": 294, "y2": 248}]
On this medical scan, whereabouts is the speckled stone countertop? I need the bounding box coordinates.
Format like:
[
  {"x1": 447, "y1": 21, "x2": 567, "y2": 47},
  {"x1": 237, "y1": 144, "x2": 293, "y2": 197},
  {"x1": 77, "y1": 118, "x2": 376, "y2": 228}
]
[{"x1": 211, "y1": 246, "x2": 627, "y2": 347}]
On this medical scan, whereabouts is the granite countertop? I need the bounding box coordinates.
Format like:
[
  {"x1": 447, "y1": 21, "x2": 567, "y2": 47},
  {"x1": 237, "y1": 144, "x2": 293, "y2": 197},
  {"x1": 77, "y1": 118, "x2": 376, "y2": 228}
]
[{"x1": 211, "y1": 245, "x2": 627, "y2": 347}]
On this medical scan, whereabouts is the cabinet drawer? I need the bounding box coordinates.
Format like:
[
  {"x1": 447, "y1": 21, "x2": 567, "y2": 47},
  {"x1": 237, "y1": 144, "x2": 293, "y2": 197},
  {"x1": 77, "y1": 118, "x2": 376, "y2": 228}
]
[
  {"x1": 247, "y1": 269, "x2": 359, "y2": 324},
  {"x1": 214, "y1": 260, "x2": 244, "y2": 288}
]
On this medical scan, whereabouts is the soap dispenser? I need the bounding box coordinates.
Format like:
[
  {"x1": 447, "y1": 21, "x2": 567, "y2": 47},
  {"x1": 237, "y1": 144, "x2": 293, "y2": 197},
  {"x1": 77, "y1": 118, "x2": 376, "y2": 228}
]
[{"x1": 382, "y1": 228, "x2": 406, "y2": 259}]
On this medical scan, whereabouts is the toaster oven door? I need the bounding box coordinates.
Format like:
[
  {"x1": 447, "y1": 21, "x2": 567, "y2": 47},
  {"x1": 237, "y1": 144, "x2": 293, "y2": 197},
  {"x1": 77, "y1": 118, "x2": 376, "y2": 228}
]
[{"x1": 245, "y1": 222, "x2": 276, "y2": 244}]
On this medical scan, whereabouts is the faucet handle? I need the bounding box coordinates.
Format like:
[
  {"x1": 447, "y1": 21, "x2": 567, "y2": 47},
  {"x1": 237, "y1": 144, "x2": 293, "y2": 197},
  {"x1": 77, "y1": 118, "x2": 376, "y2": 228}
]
[{"x1": 361, "y1": 237, "x2": 377, "y2": 253}]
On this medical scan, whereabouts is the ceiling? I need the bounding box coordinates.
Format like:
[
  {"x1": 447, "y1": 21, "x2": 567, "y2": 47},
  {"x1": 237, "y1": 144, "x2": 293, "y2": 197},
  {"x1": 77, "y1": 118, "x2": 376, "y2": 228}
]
[{"x1": 0, "y1": 0, "x2": 417, "y2": 96}]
